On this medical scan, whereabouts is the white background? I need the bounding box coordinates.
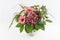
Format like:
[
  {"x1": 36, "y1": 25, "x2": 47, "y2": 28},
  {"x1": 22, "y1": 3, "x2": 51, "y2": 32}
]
[{"x1": 0, "y1": 0, "x2": 60, "y2": 40}]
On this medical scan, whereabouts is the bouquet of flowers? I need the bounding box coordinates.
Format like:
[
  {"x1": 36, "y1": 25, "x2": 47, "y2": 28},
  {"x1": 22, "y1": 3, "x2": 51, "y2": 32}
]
[{"x1": 9, "y1": 5, "x2": 52, "y2": 33}]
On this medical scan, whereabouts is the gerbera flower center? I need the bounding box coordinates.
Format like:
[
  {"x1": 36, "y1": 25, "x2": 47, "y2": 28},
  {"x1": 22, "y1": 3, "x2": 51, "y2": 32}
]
[{"x1": 21, "y1": 18, "x2": 24, "y2": 21}]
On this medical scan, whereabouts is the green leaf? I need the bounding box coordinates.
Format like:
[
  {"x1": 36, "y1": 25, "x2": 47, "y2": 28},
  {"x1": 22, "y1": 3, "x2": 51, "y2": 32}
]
[
  {"x1": 35, "y1": 20, "x2": 41, "y2": 30},
  {"x1": 40, "y1": 21, "x2": 45, "y2": 30},
  {"x1": 35, "y1": 21, "x2": 45, "y2": 31},
  {"x1": 35, "y1": 24, "x2": 40, "y2": 30},
  {"x1": 40, "y1": 24, "x2": 45, "y2": 30},
  {"x1": 20, "y1": 25, "x2": 24, "y2": 32},
  {"x1": 40, "y1": 6, "x2": 47, "y2": 15},
  {"x1": 45, "y1": 15, "x2": 48, "y2": 18},
  {"x1": 16, "y1": 23, "x2": 24, "y2": 32},
  {"x1": 41, "y1": 6, "x2": 47, "y2": 12},
  {"x1": 15, "y1": 14, "x2": 20, "y2": 22},
  {"x1": 16, "y1": 23, "x2": 22, "y2": 28},
  {"x1": 46, "y1": 19, "x2": 52, "y2": 23},
  {"x1": 25, "y1": 24, "x2": 34, "y2": 33}
]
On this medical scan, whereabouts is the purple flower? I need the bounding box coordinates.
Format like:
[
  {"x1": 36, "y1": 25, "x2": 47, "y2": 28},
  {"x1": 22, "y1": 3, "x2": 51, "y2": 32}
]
[{"x1": 26, "y1": 11, "x2": 38, "y2": 26}]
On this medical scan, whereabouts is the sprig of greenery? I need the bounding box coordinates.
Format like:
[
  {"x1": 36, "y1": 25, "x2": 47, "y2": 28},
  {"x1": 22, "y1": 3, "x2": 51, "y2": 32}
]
[
  {"x1": 9, "y1": 14, "x2": 20, "y2": 28},
  {"x1": 34, "y1": 5, "x2": 39, "y2": 9},
  {"x1": 9, "y1": 15, "x2": 16, "y2": 28},
  {"x1": 46, "y1": 19, "x2": 52, "y2": 23}
]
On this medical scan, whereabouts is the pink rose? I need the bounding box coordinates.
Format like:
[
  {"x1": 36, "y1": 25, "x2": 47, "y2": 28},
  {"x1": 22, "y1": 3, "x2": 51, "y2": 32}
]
[
  {"x1": 24, "y1": 7, "x2": 36, "y2": 12},
  {"x1": 18, "y1": 16, "x2": 25, "y2": 24}
]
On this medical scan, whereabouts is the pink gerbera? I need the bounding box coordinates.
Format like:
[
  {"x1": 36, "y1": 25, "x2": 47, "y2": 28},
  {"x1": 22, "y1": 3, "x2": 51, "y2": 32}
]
[
  {"x1": 24, "y1": 7, "x2": 36, "y2": 13},
  {"x1": 18, "y1": 16, "x2": 25, "y2": 24}
]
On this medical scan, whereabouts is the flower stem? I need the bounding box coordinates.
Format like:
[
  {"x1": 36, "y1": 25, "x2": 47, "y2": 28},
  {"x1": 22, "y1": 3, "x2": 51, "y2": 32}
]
[
  {"x1": 9, "y1": 16, "x2": 16, "y2": 28},
  {"x1": 19, "y1": 4, "x2": 26, "y2": 9}
]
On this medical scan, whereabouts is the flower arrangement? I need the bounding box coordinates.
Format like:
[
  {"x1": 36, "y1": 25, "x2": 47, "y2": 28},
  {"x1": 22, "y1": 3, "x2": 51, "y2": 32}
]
[{"x1": 9, "y1": 5, "x2": 52, "y2": 33}]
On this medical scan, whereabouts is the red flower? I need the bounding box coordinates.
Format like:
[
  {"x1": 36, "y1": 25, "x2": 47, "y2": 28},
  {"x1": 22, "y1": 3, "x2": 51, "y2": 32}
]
[{"x1": 18, "y1": 16, "x2": 25, "y2": 24}]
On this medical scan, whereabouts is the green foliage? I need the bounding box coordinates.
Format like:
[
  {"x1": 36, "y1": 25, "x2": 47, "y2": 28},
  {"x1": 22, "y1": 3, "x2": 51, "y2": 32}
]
[
  {"x1": 16, "y1": 23, "x2": 22, "y2": 27},
  {"x1": 34, "y1": 5, "x2": 39, "y2": 9},
  {"x1": 46, "y1": 19, "x2": 52, "y2": 23},
  {"x1": 34, "y1": 5, "x2": 39, "y2": 7},
  {"x1": 20, "y1": 25, "x2": 24, "y2": 32},
  {"x1": 15, "y1": 14, "x2": 20, "y2": 22},
  {"x1": 16, "y1": 23, "x2": 24, "y2": 32},
  {"x1": 9, "y1": 15, "x2": 18, "y2": 28},
  {"x1": 39, "y1": 23, "x2": 45, "y2": 30},
  {"x1": 25, "y1": 24, "x2": 34, "y2": 33},
  {"x1": 35, "y1": 21, "x2": 45, "y2": 30},
  {"x1": 45, "y1": 15, "x2": 48, "y2": 18},
  {"x1": 34, "y1": 19, "x2": 45, "y2": 30},
  {"x1": 40, "y1": 6, "x2": 47, "y2": 15},
  {"x1": 35, "y1": 24, "x2": 40, "y2": 30},
  {"x1": 43, "y1": 21, "x2": 46, "y2": 25}
]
